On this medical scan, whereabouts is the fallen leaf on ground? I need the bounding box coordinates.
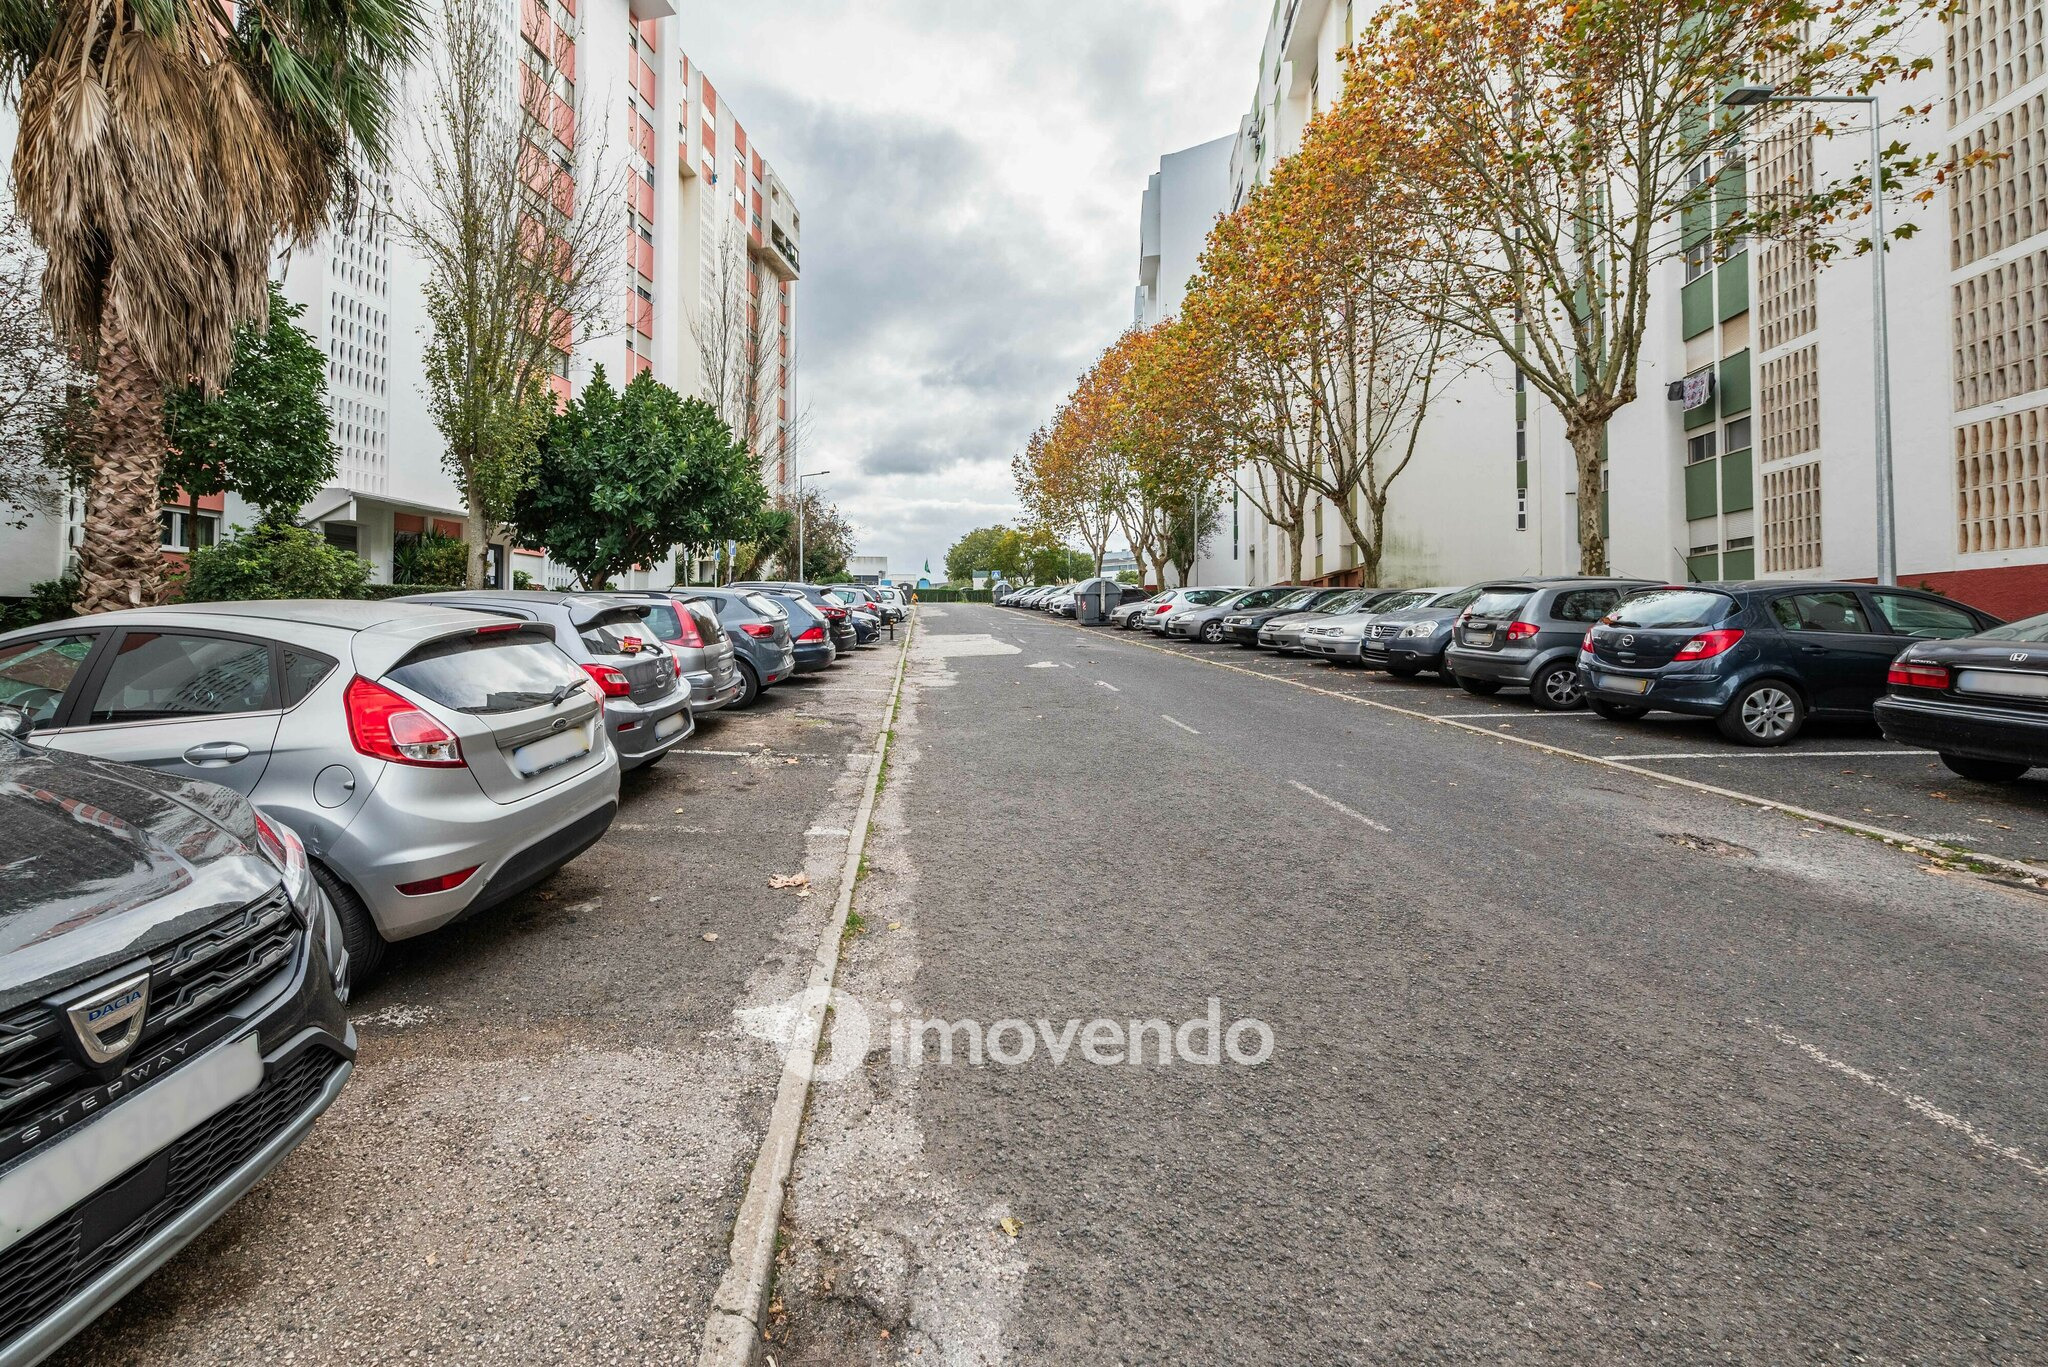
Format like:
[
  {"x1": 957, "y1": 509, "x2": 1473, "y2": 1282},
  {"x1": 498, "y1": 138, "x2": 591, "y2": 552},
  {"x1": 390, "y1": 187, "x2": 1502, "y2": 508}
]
[
  {"x1": 769, "y1": 873, "x2": 811, "y2": 890},
  {"x1": 702, "y1": 932, "x2": 719, "y2": 942},
  {"x1": 888, "y1": 920, "x2": 903, "y2": 931},
  {"x1": 998, "y1": 1216, "x2": 1021, "y2": 1239}
]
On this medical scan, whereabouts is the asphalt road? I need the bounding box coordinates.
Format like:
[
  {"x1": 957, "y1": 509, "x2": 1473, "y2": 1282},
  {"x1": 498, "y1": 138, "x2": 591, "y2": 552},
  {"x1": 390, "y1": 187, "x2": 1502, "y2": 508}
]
[
  {"x1": 774, "y1": 603, "x2": 2048, "y2": 1365},
  {"x1": 54, "y1": 635, "x2": 907, "y2": 1367}
]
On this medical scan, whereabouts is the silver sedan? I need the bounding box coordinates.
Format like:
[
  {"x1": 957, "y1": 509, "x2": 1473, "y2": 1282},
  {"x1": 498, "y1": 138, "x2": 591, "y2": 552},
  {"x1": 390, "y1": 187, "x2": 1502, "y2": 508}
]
[{"x1": 1300, "y1": 587, "x2": 1462, "y2": 662}]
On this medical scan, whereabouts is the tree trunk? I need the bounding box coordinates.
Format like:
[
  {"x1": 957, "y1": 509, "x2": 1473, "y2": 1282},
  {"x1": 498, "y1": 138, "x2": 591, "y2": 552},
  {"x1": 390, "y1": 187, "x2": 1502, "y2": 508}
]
[
  {"x1": 1285, "y1": 526, "x2": 1304, "y2": 586},
  {"x1": 1334, "y1": 498, "x2": 1384, "y2": 589},
  {"x1": 1567, "y1": 419, "x2": 1608, "y2": 575},
  {"x1": 463, "y1": 490, "x2": 487, "y2": 588},
  {"x1": 76, "y1": 324, "x2": 169, "y2": 614}
]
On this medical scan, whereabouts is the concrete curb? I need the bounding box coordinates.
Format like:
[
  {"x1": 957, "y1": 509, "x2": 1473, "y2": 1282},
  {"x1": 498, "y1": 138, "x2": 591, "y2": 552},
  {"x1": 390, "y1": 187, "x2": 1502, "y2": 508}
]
[
  {"x1": 697, "y1": 616, "x2": 916, "y2": 1367},
  {"x1": 1063, "y1": 617, "x2": 2048, "y2": 884}
]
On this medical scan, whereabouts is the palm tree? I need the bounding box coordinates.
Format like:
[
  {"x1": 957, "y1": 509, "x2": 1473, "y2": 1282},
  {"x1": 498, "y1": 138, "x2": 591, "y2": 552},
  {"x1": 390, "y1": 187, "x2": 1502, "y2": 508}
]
[{"x1": 2, "y1": 0, "x2": 424, "y2": 612}]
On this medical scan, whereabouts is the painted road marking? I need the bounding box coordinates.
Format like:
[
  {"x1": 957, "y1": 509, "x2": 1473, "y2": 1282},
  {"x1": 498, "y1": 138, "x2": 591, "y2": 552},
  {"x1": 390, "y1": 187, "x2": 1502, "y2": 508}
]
[
  {"x1": 1162, "y1": 715, "x2": 1200, "y2": 735},
  {"x1": 1437, "y1": 711, "x2": 1599, "y2": 720},
  {"x1": 1615, "y1": 749, "x2": 1924, "y2": 762},
  {"x1": 1096, "y1": 680, "x2": 1121, "y2": 693},
  {"x1": 1751, "y1": 1019, "x2": 2048, "y2": 1182},
  {"x1": 1288, "y1": 780, "x2": 1391, "y2": 833}
]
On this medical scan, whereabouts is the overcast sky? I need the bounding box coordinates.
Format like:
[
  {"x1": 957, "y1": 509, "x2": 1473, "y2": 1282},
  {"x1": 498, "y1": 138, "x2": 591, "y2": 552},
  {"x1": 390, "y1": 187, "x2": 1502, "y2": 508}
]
[{"x1": 678, "y1": 2, "x2": 1269, "y2": 577}]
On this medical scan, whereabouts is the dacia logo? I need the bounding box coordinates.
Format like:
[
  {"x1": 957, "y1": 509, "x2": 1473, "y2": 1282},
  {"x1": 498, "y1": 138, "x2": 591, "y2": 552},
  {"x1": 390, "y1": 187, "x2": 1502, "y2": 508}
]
[{"x1": 65, "y1": 971, "x2": 151, "y2": 1065}]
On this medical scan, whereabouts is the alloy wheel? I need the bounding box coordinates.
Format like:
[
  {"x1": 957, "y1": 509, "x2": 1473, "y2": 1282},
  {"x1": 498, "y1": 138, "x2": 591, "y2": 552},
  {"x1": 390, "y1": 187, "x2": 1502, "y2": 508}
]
[
  {"x1": 1202, "y1": 621, "x2": 1224, "y2": 643},
  {"x1": 1741, "y1": 687, "x2": 1797, "y2": 741},
  {"x1": 1536, "y1": 664, "x2": 1584, "y2": 709}
]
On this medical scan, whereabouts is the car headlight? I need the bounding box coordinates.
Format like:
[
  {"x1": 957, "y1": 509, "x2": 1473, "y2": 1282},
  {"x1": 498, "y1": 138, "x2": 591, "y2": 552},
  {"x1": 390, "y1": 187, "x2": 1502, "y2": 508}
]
[
  {"x1": 1399, "y1": 623, "x2": 1433, "y2": 638},
  {"x1": 254, "y1": 813, "x2": 319, "y2": 915}
]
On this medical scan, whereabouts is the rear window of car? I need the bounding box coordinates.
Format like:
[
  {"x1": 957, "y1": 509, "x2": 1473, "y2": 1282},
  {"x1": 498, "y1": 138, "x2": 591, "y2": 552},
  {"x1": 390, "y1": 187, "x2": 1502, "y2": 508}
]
[
  {"x1": 1609, "y1": 589, "x2": 1737, "y2": 629},
  {"x1": 742, "y1": 592, "x2": 788, "y2": 620},
  {"x1": 1467, "y1": 590, "x2": 1531, "y2": 618},
  {"x1": 1981, "y1": 612, "x2": 2048, "y2": 643},
  {"x1": 386, "y1": 631, "x2": 584, "y2": 714},
  {"x1": 578, "y1": 611, "x2": 658, "y2": 656}
]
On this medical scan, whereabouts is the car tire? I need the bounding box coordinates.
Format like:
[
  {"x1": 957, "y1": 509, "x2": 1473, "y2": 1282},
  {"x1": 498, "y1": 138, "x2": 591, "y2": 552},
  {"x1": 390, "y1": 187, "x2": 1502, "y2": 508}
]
[
  {"x1": 1385, "y1": 663, "x2": 1422, "y2": 678},
  {"x1": 1201, "y1": 621, "x2": 1225, "y2": 643},
  {"x1": 1530, "y1": 661, "x2": 1587, "y2": 711},
  {"x1": 1589, "y1": 697, "x2": 1649, "y2": 720},
  {"x1": 313, "y1": 861, "x2": 386, "y2": 984},
  {"x1": 1939, "y1": 753, "x2": 2031, "y2": 782},
  {"x1": 733, "y1": 660, "x2": 761, "y2": 709},
  {"x1": 1717, "y1": 679, "x2": 1805, "y2": 746},
  {"x1": 1457, "y1": 675, "x2": 1502, "y2": 697}
]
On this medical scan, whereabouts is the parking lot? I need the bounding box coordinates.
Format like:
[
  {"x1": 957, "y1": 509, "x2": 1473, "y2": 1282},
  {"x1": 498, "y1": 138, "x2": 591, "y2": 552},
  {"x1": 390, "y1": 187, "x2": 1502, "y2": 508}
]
[
  {"x1": 1071, "y1": 617, "x2": 2048, "y2": 869},
  {"x1": 50, "y1": 636, "x2": 906, "y2": 1367}
]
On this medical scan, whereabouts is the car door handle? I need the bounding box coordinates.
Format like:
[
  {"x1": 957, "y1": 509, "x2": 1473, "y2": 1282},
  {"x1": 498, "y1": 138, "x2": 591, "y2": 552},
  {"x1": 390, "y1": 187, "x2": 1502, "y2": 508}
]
[
  {"x1": 183, "y1": 741, "x2": 250, "y2": 765},
  {"x1": 1800, "y1": 645, "x2": 1826, "y2": 654}
]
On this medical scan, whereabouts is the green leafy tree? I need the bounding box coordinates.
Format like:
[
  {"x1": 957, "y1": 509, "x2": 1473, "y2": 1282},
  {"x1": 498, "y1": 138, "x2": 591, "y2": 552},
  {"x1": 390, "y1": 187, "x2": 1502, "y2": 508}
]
[
  {"x1": 182, "y1": 523, "x2": 371, "y2": 602},
  {"x1": 514, "y1": 367, "x2": 767, "y2": 589},
  {"x1": 162, "y1": 284, "x2": 338, "y2": 528}
]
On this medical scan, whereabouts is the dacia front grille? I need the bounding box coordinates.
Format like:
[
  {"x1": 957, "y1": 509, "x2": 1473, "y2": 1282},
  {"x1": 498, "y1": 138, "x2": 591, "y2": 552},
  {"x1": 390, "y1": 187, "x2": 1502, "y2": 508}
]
[
  {"x1": 0, "y1": 889, "x2": 303, "y2": 1149},
  {"x1": 0, "y1": 1047, "x2": 342, "y2": 1351}
]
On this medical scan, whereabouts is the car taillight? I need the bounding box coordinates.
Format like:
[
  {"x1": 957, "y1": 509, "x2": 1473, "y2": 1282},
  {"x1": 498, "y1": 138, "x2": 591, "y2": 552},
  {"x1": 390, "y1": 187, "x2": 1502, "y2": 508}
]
[
  {"x1": 1673, "y1": 628, "x2": 1745, "y2": 661},
  {"x1": 1153, "y1": 603, "x2": 1172, "y2": 614},
  {"x1": 796, "y1": 625, "x2": 826, "y2": 642},
  {"x1": 1505, "y1": 621, "x2": 1540, "y2": 641},
  {"x1": 672, "y1": 654, "x2": 683, "y2": 679},
  {"x1": 740, "y1": 622, "x2": 775, "y2": 638},
  {"x1": 1581, "y1": 628, "x2": 1597, "y2": 654},
  {"x1": 1888, "y1": 661, "x2": 1951, "y2": 690},
  {"x1": 666, "y1": 610, "x2": 704, "y2": 648},
  {"x1": 823, "y1": 606, "x2": 847, "y2": 620},
  {"x1": 396, "y1": 866, "x2": 480, "y2": 896},
  {"x1": 582, "y1": 663, "x2": 633, "y2": 697},
  {"x1": 344, "y1": 676, "x2": 464, "y2": 767}
]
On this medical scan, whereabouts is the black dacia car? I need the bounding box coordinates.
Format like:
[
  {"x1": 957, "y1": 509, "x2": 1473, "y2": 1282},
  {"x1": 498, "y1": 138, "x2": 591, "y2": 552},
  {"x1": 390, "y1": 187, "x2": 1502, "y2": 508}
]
[{"x1": 0, "y1": 715, "x2": 353, "y2": 1365}]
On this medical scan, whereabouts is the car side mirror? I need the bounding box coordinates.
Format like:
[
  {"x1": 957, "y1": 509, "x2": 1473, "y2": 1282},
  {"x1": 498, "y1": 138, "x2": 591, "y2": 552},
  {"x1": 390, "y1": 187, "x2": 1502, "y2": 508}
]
[{"x1": 0, "y1": 704, "x2": 36, "y2": 739}]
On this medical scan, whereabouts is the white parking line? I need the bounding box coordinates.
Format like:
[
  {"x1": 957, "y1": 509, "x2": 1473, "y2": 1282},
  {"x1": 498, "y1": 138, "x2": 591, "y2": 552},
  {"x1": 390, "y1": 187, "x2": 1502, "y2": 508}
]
[
  {"x1": 1751, "y1": 1019, "x2": 2048, "y2": 1182},
  {"x1": 1616, "y1": 749, "x2": 1922, "y2": 762},
  {"x1": 1096, "y1": 680, "x2": 1121, "y2": 693},
  {"x1": 1287, "y1": 780, "x2": 1391, "y2": 833},
  {"x1": 1436, "y1": 711, "x2": 1598, "y2": 720},
  {"x1": 1161, "y1": 715, "x2": 1200, "y2": 735}
]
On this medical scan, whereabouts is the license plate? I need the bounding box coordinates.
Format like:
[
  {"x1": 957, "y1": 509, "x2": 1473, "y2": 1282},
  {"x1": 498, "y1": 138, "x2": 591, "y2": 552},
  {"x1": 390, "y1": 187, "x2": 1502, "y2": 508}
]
[
  {"x1": 655, "y1": 710, "x2": 688, "y2": 740},
  {"x1": 1467, "y1": 630, "x2": 1495, "y2": 647},
  {"x1": 1955, "y1": 668, "x2": 2048, "y2": 700},
  {"x1": 1600, "y1": 674, "x2": 1652, "y2": 695},
  {"x1": 0, "y1": 1033, "x2": 262, "y2": 1254},
  {"x1": 512, "y1": 726, "x2": 592, "y2": 776}
]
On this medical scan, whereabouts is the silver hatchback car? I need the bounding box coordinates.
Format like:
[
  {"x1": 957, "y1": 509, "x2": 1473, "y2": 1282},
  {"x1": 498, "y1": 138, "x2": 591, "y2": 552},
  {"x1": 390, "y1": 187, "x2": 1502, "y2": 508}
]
[
  {"x1": 0, "y1": 600, "x2": 622, "y2": 978},
  {"x1": 404, "y1": 590, "x2": 697, "y2": 767}
]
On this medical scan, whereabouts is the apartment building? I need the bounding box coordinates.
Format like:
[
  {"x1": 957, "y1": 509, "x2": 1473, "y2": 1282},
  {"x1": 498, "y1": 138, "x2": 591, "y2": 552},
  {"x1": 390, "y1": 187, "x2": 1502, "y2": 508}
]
[
  {"x1": 1209, "y1": 0, "x2": 2048, "y2": 618},
  {"x1": 0, "y1": 0, "x2": 799, "y2": 597}
]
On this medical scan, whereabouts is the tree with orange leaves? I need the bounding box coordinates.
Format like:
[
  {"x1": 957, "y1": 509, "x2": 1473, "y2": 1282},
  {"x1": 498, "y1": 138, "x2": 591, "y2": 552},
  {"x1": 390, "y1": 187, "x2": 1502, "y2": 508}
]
[{"x1": 1346, "y1": 0, "x2": 1948, "y2": 573}]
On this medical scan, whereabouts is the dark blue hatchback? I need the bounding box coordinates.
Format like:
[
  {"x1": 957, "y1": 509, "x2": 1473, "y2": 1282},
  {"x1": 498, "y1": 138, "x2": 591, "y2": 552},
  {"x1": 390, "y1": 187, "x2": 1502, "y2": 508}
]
[{"x1": 1579, "y1": 582, "x2": 2000, "y2": 746}]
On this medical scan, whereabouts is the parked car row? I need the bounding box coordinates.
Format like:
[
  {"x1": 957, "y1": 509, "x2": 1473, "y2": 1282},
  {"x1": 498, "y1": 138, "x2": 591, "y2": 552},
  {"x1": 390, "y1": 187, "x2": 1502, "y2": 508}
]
[
  {"x1": 0, "y1": 578, "x2": 899, "y2": 1365},
  {"x1": 1049, "y1": 576, "x2": 2048, "y2": 779}
]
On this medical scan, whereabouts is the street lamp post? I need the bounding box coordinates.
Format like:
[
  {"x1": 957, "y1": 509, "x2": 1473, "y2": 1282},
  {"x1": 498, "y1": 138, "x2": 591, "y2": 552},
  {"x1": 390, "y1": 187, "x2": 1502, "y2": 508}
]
[
  {"x1": 795, "y1": 469, "x2": 830, "y2": 580},
  {"x1": 1721, "y1": 83, "x2": 1896, "y2": 585}
]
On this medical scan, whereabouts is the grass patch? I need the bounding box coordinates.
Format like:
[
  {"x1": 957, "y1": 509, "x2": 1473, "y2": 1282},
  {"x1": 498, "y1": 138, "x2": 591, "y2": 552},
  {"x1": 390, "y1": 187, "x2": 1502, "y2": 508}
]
[{"x1": 842, "y1": 907, "x2": 868, "y2": 940}]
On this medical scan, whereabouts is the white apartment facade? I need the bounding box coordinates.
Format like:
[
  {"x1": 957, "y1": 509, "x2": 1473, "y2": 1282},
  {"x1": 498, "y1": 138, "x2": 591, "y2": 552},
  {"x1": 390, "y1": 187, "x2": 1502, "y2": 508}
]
[
  {"x1": 1200, "y1": 0, "x2": 2048, "y2": 620},
  {"x1": 0, "y1": 1, "x2": 800, "y2": 598}
]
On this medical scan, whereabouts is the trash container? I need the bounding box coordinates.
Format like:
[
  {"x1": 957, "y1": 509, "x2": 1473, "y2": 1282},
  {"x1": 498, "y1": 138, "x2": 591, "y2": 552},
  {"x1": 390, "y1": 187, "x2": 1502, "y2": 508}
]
[{"x1": 1074, "y1": 577, "x2": 1116, "y2": 625}]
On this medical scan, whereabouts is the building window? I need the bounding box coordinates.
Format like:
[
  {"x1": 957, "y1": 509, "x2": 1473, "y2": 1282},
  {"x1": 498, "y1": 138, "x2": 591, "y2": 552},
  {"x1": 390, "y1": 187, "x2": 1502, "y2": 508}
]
[
  {"x1": 1686, "y1": 431, "x2": 1717, "y2": 465},
  {"x1": 159, "y1": 509, "x2": 218, "y2": 552},
  {"x1": 1724, "y1": 416, "x2": 1752, "y2": 452},
  {"x1": 1516, "y1": 488, "x2": 1528, "y2": 531},
  {"x1": 1683, "y1": 239, "x2": 1712, "y2": 282}
]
